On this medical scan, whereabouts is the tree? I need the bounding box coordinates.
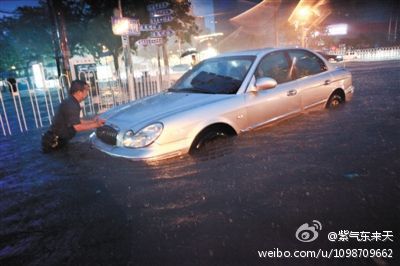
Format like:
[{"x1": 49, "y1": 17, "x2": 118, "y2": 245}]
[
  {"x1": 55, "y1": 0, "x2": 199, "y2": 71},
  {"x1": 0, "y1": 5, "x2": 53, "y2": 84},
  {"x1": 0, "y1": 0, "x2": 199, "y2": 76}
]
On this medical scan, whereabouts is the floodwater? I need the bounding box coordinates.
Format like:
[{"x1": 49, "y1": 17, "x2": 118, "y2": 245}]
[{"x1": 1, "y1": 61, "x2": 400, "y2": 265}]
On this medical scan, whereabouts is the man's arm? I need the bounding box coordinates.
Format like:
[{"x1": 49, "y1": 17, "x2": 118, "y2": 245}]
[{"x1": 73, "y1": 117, "x2": 105, "y2": 132}]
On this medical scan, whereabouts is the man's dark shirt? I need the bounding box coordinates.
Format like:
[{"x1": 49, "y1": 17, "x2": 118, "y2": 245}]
[{"x1": 50, "y1": 96, "x2": 81, "y2": 140}]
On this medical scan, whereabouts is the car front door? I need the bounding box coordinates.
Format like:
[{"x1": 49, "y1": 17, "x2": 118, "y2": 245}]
[{"x1": 244, "y1": 51, "x2": 301, "y2": 129}]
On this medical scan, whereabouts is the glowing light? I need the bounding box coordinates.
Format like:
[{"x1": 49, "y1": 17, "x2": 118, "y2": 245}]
[
  {"x1": 112, "y1": 17, "x2": 140, "y2": 36},
  {"x1": 32, "y1": 63, "x2": 45, "y2": 89},
  {"x1": 194, "y1": 32, "x2": 224, "y2": 43},
  {"x1": 102, "y1": 45, "x2": 109, "y2": 53},
  {"x1": 96, "y1": 65, "x2": 113, "y2": 81},
  {"x1": 200, "y1": 46, "x2": 218, "y2": 60},
  {"x1": 327, "y1": 24, "x2": 348, "y2": 36},
  {"x1": 298, "y1": 7, "x2": 311, "y2": 20},
  {"x1": 112, "y1": 18, "x2": 129, "y2": 35},
  {"x1": 194, "y1": 32, "x2": 224, "y2": 40}
]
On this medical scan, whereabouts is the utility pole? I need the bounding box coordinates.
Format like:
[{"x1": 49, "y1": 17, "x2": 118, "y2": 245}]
[{"x1": 47, "y1": 0, "x2": 71, "y2": 79}]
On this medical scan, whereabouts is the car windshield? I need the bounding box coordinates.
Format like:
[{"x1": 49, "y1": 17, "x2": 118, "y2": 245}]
[{"x1": 169, "y1": 56, "x2": 255, "y2": 94}]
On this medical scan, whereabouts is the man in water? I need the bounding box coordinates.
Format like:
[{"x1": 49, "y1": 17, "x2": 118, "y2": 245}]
[{"x1": 42, "y1": 80, "x2": 105, "y2": 152}]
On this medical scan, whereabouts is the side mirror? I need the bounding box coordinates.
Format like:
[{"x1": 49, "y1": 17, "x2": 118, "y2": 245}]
[{"x1": 249, "y1": 77, "x2": 277, "y2": 92}]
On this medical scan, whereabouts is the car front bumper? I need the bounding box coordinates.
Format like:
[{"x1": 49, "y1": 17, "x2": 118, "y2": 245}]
[{"x1": 90, "y1": 133, "x2": 190, "y2": 161}]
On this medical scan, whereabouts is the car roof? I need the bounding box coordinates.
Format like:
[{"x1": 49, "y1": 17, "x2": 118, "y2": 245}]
[
  {"x1": 213, "y1": 47, "x2": 310, "y2": 58},
  {"x1": 213, "y1": 48, "x2": 274, "y2": 58}
]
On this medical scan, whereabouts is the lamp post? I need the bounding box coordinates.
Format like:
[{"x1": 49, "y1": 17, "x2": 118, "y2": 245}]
[
  {"x1": 113, "y1": 0, "x2": 135, "y2": 101},
  {"x1": 289, "y1": 5, "x2": 312, "y2": 48},
  {"x1": 297, "y1": 7, "x2": 311, "y2": 48}
]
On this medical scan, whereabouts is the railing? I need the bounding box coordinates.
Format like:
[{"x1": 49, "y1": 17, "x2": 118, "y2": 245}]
[
  {"x1": 335, "y1": 46, "x2": 400, "y2": 61},
  {"x1": 0, "y1": 72, "x2": 168, "y2": 136},
  {"x1": 354, "y1": 46, "x2": 400, "y2": 61}
]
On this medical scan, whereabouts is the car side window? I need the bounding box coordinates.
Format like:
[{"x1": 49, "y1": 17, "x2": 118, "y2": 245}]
[
  {"x1": 288, "y1": 50, "x2": 327, "y2": 79},
  {"x1": 256, "y1": 51, "x2": 292, "y2": 84}
]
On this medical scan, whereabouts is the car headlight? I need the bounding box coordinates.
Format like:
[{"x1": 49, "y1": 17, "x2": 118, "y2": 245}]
[{"x1": 122, "y1": 123, "x2": 163, "y2": 148}]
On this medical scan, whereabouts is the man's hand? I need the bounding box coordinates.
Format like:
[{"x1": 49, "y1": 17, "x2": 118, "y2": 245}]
[
  {"x1": 95, "y1": 117, "x2": 106, "y2": 127},
  {"x1": 74, "y1": 116, "x2": 106, "y2": 132}
]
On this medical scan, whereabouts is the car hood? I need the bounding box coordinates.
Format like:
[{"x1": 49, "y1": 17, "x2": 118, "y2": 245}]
[{"x1": 101, "y1": 92, "x2": 232, "y2": 130}]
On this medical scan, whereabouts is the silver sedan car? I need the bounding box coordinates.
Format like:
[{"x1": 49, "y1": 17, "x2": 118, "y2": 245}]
[{"x1": 91, "y1": 47, "x2": 354, "y2": 160}]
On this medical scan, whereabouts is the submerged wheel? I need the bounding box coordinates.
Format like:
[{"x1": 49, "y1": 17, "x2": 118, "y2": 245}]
[
  {"x1": 189, "y1": 126, "x2": 235, "y2": 154},
  {"x1": 326, "y1": 93, "x2": 344, "y2": 109}
]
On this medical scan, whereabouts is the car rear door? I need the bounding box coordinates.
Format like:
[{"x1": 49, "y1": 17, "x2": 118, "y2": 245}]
[{"x1": 288, "y1": 49, "x2": 334, "y2": 110}]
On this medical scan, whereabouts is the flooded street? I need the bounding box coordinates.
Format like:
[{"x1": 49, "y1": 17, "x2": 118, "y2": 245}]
[{"x1": 1, "y1": 61, "x2": 400, "y2": 265}]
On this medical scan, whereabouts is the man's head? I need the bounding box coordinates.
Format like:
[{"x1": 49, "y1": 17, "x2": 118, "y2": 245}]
[{"x1": 70, "y1": 80, "x2": 89, "y2": 102}]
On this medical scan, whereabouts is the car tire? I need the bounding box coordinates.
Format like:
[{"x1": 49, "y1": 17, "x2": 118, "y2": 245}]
[
  {"x1": 326, "y1": 93, "x2": 344, "y2": 109},
  {"x1": 190, "y1": 128, "x2": 230, "y2": 154}
]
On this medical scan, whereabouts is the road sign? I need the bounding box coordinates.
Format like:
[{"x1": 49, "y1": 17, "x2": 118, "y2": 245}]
[
  {"x1": 140, "y1": 24, "x2": 162, "y2": 32},
  {"x1": 150, "y1": 29, "x2": 174, "y2": 38},
  {"x1": 147, "y1": 2, "x2": 170, "y2": 12},
  {"x1": 150, "y1": 9, "x2": 174, "y2": 18},
  {"x1": 112, "y1": 17, "x2": 140, "y2": 36},
  {"x1": 150, "y1": 15, "x2": 173, "y2": 24},
  {"x1": 136, "y1": 38, "x2": 164, "y2": 46}
]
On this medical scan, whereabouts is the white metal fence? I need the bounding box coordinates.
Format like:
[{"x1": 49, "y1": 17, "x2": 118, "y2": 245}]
[
  {"x1": 0, "y1": 72, "x2": 169, "y2": 136},
  {"x1": 337, "y1": 46, "x2": 400, "y2": 61},
  {"x1": 355, "y1": 46, "x2": 400, "y2": 61}
]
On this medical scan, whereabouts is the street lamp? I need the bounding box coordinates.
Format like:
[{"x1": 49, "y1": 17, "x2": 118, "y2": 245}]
[
  {"x1": 111, "y1": 1, "x2": 140, "y2": 101},
  {"x1": 288, "y1": 0, "x2": 331, "y2": 48},
  {"x1": 112, "y1": 18, "x2": 130, "y2": 35},
  {"x1": 298, "y1": 7, "x2": 311, "y2": 19},
  {"x1": 295, "y1": 6, "x2": 311, "y2": 47}
]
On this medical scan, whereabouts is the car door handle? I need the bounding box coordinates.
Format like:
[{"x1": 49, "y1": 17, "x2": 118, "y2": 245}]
[
  {"x1": 324, "y1": 80, "x2": 331, "y2": 85},
  {"x1": 287, "y1": 90, "x2": 297, "y2": 96}
]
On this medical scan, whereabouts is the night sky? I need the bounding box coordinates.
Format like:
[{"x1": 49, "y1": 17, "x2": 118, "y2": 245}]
[{"x1": 0, "y1": 0, "x2": 396, "y2": 22}]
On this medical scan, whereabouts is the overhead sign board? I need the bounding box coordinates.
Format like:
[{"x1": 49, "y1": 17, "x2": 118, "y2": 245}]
[
  {"x1": 112, "y1": 17, "x2": 140, "y2": 36},
  {"x1": 150, "y1": 29, "x2": 174, "y2": 38},
  {"x1": 327, "y1": 24, "x2": 348, "y2": 36},
  {"x1": 140, "y1": 24, "x2": 162, "y2": 32},
  {"x1": 150, "y1": 15, "x2": 173, "y2": 24},
  {"x1": 150, "y1": 9, "x2": 174, "y2": 18},
  {"x1": 147, "y1": 2, "x2": 170, "y2": 12},
  {"x1": 136, "y1": 38, "x2": 164, "y2": 46}
]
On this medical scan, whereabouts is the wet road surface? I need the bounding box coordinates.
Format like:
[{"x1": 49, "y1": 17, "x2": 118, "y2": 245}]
[{"x1": 0, "y1": 61, "x2": 399, "y2": 265}]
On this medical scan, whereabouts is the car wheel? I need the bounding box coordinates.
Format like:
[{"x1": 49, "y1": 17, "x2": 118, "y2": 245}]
[
  {"x1": 326, "y1": 94, "x2": 344, "y2": 109},
  {"x1": 190, "y1": 128, "x2": 231, "y2": 155}
]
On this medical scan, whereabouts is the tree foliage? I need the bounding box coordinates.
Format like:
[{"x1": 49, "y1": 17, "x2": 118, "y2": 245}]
[
  {"x1": 0, "y1": 0, "x2": 199, "y2": 73},
  {"x1": 0, "y1": 4, "x2": 54, "y2": 72}
]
